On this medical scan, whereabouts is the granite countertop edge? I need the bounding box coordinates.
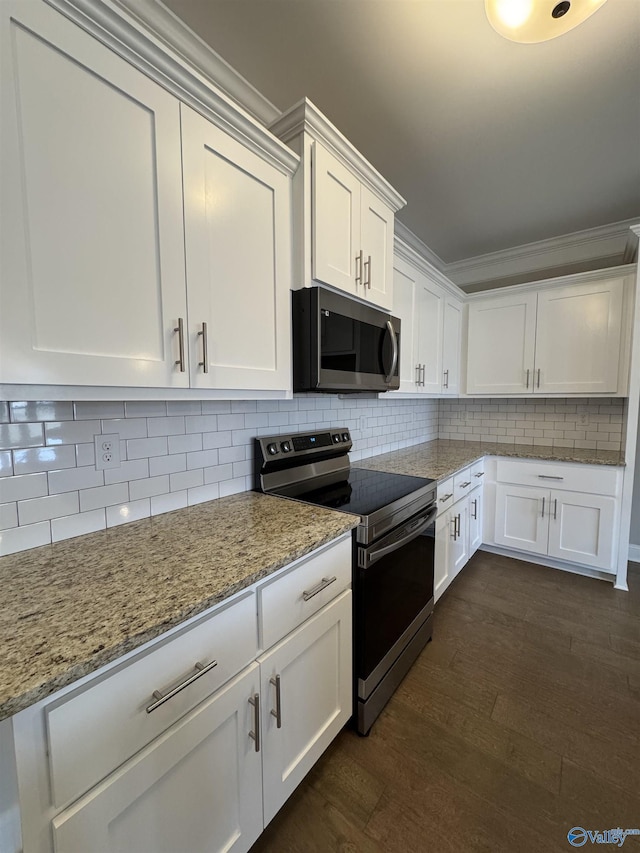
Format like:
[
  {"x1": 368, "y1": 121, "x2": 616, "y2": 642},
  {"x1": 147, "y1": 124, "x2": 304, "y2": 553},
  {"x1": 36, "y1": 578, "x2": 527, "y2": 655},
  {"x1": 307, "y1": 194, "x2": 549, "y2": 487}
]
[{"x1": 0, "y1": 494, "x2": 358, "y2": 722}]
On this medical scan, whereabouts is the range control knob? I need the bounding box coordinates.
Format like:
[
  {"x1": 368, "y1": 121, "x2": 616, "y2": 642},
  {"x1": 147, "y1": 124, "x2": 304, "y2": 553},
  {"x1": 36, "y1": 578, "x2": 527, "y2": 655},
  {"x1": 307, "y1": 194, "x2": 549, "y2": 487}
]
[
  {"x1": 266, "y1": 443, "x2": 279, "y2": 456},
  {"x1": 281, "y1": 441, "x2": 292, "y2": 453},
  {"x1": 332, "y1": 433, "x2": 341, "y2": 444},
  {"x1": 342, "y1": 432, "x2": 350, "y2": 442}
]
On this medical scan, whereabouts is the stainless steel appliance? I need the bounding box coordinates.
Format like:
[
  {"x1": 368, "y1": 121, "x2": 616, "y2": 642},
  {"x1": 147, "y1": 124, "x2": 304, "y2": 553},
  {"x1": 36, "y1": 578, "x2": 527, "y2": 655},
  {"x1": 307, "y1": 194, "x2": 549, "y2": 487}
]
[
  {"x1": 255, "y1": 428, "x2": 436, "y2": 735},
  {"x1": 292, "y1": 288, "x2": 401, "y2": 393}
]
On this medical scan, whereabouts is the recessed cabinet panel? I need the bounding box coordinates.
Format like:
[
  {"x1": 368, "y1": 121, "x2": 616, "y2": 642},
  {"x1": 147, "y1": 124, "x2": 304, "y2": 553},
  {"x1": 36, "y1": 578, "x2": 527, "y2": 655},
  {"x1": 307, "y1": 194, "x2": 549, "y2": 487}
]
[
  {"x1": 547, "y1": 490, "x2": 616, "y2": 571},
  {"x1": 1, "y1": 2, "x2": 188, "y2": 386},
  {"x1": 360, "y1": 186, "x2": 393, "y2": 310},
  {"x1": 52, "y1": 664, "x2": 263, "y2": 853},
  {"x1": 466, "y1": 294, "x2": 537, "y2": 394},
  {"x1": 181, "y1": 105, "x2": 291, "y2": 391},
  {"x1": 392, "y1": 262, "x2": 418, "y2": 391},
  {"x1": 494, "y1": 484, "x2": 549, "y2": 555},
  {"x1": 417, "y1": 278, "x2": 444, "y2": 393},
  {"x1": 442, "y1": 298, "x2": 462, "y2": 395},
  {"x1": 535, "y1": 280, "x2": 624, "y2": 394},
  {"x1": 312, "y1": 142, "x2": 360, "y2": 293}
]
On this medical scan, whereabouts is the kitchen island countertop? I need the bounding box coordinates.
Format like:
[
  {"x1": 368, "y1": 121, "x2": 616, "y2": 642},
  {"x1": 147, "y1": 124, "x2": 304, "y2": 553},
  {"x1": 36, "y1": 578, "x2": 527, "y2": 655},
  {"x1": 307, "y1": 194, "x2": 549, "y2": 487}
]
[
  {"x1": 0, "y1": 491, "x2": 357, "y2": 721},
  {"x1": 356, "y1": 438, "x2": 624, "y2": 482}
]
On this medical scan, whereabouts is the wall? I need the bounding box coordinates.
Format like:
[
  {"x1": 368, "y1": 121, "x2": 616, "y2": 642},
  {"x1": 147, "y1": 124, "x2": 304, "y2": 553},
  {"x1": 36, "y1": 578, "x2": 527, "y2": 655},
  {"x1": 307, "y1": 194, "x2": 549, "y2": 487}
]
[
  {"x1": 438, "y1": 398, "x2": 625, "y2": 451},
  {"x1": 0, "y1": 396, "x2": 439, "y2": 556}
]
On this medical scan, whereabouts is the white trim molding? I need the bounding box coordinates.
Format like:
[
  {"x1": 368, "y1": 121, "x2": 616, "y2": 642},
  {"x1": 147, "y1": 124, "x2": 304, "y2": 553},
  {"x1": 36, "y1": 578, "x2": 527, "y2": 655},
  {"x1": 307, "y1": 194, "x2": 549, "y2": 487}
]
[
  {"x1": 393, "y1": 233, "x2": 466, "y2": 300},
  {"x1": 270, "y1": 98, "x2": 406, "y2": 212},
  {"x1": 628, "y1": 544, "x2": 640, "y2": 564},
  {"x1": 394, "y1": 220, "x2": 447, "y2": 275},
  {"x1": 445, "y1": 218, "x2": 640, "y2": 290}
]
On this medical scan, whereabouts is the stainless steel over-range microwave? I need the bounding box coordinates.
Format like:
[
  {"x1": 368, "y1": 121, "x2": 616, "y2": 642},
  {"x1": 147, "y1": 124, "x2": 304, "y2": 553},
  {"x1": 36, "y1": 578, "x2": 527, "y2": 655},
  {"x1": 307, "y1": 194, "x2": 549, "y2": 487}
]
[{"x1": 292, "y1": 288, "x2": 401, "y2": 393}]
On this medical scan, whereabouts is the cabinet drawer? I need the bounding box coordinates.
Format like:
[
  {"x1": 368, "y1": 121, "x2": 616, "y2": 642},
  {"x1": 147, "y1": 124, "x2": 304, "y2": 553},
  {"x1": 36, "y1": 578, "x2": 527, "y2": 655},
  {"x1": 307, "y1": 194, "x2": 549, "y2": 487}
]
[
  {"x1": 46, "y1": 591, "x2": 257, "y2": 809},
  {"x1": 453, "y1": 467, "x2": 474, "y2": 502},
  {"x1": 258, "y1": 536, "x2": 352, "y2": 651},
  {"x1": 496, "y1": 459, "x2": 620, "y2": 496},
  {"x1": 437, "y1": 477, "x2": 455, "y2": 515},
  {"x1": 470, "y1": 459, "x2": 485, "y2": 486}
]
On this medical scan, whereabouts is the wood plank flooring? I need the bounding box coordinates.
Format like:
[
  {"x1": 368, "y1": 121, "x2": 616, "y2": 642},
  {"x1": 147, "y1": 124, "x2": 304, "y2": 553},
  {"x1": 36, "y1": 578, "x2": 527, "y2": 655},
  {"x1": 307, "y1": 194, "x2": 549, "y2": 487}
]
[{"x1": 250, "y1": 554, "x2": 640, "y2": 852}]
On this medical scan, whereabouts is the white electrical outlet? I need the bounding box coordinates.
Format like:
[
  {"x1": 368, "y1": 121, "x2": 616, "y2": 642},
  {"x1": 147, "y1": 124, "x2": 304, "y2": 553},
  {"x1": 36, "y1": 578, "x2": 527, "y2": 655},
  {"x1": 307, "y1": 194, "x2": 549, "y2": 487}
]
[{"x1": 95, "y1": 433, "x2": 121, "y2": 470}]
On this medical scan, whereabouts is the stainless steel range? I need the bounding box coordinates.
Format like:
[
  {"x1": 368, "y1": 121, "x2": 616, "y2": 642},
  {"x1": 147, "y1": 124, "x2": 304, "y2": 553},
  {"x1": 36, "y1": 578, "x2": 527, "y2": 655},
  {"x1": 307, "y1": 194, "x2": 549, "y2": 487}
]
[{"x1": 255, "y1": 428, "x2": 437, "y2": 735}]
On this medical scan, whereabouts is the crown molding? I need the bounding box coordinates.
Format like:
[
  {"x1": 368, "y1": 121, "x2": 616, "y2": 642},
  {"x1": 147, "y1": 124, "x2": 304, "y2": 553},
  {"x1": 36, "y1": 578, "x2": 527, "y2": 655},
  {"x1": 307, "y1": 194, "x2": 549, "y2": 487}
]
[
  {"x1": 394, "y1": 220, "x2": 447, "y2": 273},
  {"x1": 626, "y1": 223, "x2": 640, "y2": 264},
  {"x1": 464, "y1": 263, "x2": 637, "y2": 301},
  {"x1": 445, "y1": 218, "x2": 640, "y2": 289},
  {"x1": 270, "y1": 98, "x2": 406, "y2": 212},
  {"x1": 393, "y1": 233, "x2": 465, "y2": 299},
  {"x1": 46, "y1": 0, "x2": 298, "y2": 175}
]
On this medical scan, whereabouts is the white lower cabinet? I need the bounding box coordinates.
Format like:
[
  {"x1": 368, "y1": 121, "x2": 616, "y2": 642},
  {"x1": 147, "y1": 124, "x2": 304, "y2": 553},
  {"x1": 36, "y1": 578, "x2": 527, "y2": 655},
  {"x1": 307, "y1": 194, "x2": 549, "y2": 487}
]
[
  {"x1": 435, "y1": 466, "x2": 484, "y2": 602},
  {"x1": 53, "y1": 664, "x2": 264, "y2": 853},
  {"x1": 494, "y1": 483, "x2": 550, "y2": 556},
  {"x1": 259, "y1": 591, "x2": 352, "y2": 825}
]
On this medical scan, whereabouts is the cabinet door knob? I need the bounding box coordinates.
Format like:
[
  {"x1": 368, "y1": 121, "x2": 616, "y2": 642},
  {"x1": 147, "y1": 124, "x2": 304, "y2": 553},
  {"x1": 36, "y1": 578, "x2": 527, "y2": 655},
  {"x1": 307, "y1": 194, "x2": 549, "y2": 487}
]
[
  {"x1": 198, "y1": 321, "x2": 209, "y2": 373},
  {"x1": 174, "y1": 318, "x2": 186, "y2": 372}
]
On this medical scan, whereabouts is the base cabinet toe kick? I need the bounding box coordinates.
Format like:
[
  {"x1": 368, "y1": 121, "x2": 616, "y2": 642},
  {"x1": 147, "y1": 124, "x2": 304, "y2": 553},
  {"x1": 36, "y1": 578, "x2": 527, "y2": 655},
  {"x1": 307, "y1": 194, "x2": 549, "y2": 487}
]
[
  {"x1": 1, "y1": 535, "x2": 353, "y2": 853},
  {"x1": 435, "y1": 455, "x2": 625, "y2": 603}
]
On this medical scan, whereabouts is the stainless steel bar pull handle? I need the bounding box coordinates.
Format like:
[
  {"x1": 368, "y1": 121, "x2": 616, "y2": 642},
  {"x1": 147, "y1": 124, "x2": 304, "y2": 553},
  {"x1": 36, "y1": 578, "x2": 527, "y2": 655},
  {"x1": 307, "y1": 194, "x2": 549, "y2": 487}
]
[
  {"x1": 198, "y1": 321, "x2": 209, "y2": 373},
  {"x1": 475, "y1": 472, "x2": 484, "y2": 478},
  {"x1": 553, "y1": 498, "x2": 558, "y2": 520},
  {"x1": 421, "y1": 364, "x2": 426, "y2": 386},
  {"x1": 302, "y1": 575, "x2": 337, "y2": 601},
  {"x1": 538, "y1": 475, "x2": 564, "y2": 480},
  {"x1": 270, "y1": 675, "x2": 282, "y2": 728},
  {"x1": 537, "y1": 368, "x2": 541, "y2": 389},
  {"x1": 365, "y1": 255, "x2": 372, "y2": 289},
  {"x1": 443, "y1": 369, "x2": 449, "y2": 389},
  {"x1": 355, "y1": 249, "x2": 364, "y2": 285},
  {"x1": 541, "y1": 496, "x2": 546, "y2": 518},
  {"x1": 416, "y1": 364, "x2": 421, "y2": 385},
  {"x1": 472, "y1": 499, "x2": 478, "y2": 520},
  {"x1": 146, "y1": 659, "x2": 218, "y2": 713},
  {"x1": 456, "y1": 513, "x2": 461, "y2": 538},
  {"x1": 451, "y1": 517, "x2": 457, "y2": 540},
  {"x1": 461, "y1": 481, "x2": 471, "y2": 488},
  {"x1": 249, "y1": 693, "x2": 260, "y2": 752},
  {"x1": 526, "y1": 368, "x2": 530, "y2": 389},
  {"x1": 174, "y1": 318, "x2": 186, "y2": 372},
  {"x1": 440, "y1": 493, "x2": 453, "y2": 502}
]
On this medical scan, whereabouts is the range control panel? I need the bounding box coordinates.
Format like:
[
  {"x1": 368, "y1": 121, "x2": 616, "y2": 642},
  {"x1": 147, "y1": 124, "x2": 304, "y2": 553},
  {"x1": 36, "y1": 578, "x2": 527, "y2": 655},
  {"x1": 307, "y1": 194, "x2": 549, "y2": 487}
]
[{"x1": 256, "y1": 428, "x2": 352, "y2": 463}]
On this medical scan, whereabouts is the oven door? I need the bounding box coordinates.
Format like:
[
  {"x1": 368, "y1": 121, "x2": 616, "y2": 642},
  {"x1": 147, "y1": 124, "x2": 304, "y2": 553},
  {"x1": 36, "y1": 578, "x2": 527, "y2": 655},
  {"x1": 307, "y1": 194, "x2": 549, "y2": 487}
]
[{"x1": 355, "y1": 504, "x2": 436, "y2": 703}]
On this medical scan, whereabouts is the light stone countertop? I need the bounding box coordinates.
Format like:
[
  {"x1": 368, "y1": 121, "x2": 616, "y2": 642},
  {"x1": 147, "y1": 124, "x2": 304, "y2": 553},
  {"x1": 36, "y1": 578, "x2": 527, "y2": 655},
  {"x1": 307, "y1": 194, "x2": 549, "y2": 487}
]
[
  {"x1": 0, "y1": 492, "x2": 358, "y2": 721},
  {"x1": 356, "y1": 439, "x2": 625, "y2": 482}
]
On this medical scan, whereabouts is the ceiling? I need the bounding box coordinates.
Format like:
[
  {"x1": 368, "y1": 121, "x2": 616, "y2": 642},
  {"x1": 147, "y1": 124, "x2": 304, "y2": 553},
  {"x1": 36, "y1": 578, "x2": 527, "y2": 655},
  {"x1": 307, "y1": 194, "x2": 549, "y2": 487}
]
[{"x1": 161, "y1": 0, "x2": 640, "y2": 266}]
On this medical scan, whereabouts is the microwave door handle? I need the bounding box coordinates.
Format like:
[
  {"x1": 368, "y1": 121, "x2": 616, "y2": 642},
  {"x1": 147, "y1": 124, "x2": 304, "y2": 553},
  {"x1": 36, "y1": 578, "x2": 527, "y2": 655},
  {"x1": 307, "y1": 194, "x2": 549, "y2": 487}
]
[
  {"x1": 384, "y1": 320, "x2": 398, "y2": 384},
  {"x1": 362, "y1": 506, "x2": 437, "y2": 568}
]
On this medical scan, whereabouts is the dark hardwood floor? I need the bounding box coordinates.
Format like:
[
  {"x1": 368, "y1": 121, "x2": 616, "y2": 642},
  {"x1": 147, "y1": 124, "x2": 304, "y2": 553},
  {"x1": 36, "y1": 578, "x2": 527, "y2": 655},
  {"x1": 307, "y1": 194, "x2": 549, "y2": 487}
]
[{"x1": 251, "y1": 554, "x2": 640, "y2": 852}]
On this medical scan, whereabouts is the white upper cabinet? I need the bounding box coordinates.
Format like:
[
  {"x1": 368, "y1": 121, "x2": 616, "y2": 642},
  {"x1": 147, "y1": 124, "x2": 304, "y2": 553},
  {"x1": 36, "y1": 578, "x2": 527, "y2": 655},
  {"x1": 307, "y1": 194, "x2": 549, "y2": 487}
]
[
  {"x1": 0, "y1": 0, "x2": 188, "y2": 388},
  {"x1": 442, "y1": 297, "x2": 462, "y2": 395},
  {"x1": 466, "y1": 276, "x2": 628, "y2": 396},
  {"x1": 0, "y1": 0, "x2": 296, "y2": 393},
  {"x1": 181, "y1": 106, "x2": 291, "y2": 392},
  {"x1": 271, "y1": 99, "x2": 406, "y2": 312},
  {"x1": 417, "y1": 278, "x2": 444, "y2": 394},
  {"x1": 392, "y1": 261, "x2": 419, "y2": 393},
  {"x1": 466, "y1": 293, "x2": 537, "y2": 394}
]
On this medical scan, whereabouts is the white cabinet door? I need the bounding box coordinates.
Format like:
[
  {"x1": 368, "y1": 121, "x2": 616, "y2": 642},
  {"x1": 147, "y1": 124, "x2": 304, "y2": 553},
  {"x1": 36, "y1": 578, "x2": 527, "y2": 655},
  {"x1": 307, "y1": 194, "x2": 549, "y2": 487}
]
[
  {"x1": 442, "y1": 297, "x2": 462, "y2": 395},
  {"x1": 360, "y1": 186, "x2": 394, "y2": 310},
  {"x1": 535, "y1": 279, "x2": 624, "y2": 395},
  {"x1": 450, "y1": 499, "x2": 469, "y2": 579},
  {"x1": 391, "y1": 260, "x2": 419, "y2": 392},
  {"x1": 52, "y1": 664, "x2": 263, "y2": 853},
  {"x1": 468, "y1": 488, "x2": 483, "y2": 556},
  {"x1": 0, "y1": 0, "x2": 189, "y2": 388},
  {"x1": 181, "y1": 105, "x2": 291, "y2": 392},
  {"x1": 466, "y1": 293, "x2": 537, "y2": 394},
  {"x1": 312, "y1": 141, "x2": 361, "y2": 296},
  {"x1": 259, "y1": 590, "x2": 352, "y2": 826},
  {"x1": 435, "y1": 508, "x2": 454, "y2": 601},
  {"x1": 547, "y1": 489, "x2": 617, "y2": 571},
  {"x1": 494, "y1": 484, "x2": 549, "y2": 555},
  {"x1": 416, "y1": 277, "x2": 444, "y2": 394}
]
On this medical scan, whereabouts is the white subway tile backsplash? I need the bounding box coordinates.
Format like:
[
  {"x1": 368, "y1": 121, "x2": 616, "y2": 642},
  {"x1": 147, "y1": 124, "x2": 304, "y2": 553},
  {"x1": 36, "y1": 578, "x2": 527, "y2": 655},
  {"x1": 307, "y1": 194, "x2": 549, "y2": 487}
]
[
  {"x1": 14, "y1": 445, "x2": 76, "y2": 475},
  {"x1": 45, "y1": 420, "x2": 101, "y2": 446},
  {"x1": 147, "y1": 417, "x2": 186, "y2": 437},
  {"x1": 218, "y1": 414, "x2": 246, "y2": 431},
  {"x1": 185, "y1": 415, "x2": 218, "y2": 433},
  {"x1": 0, "y1": 502, "x2": 18, "y2": 530},
  {"x1": 101, "y1": 418, "x2": 148, "y2": 440},
  {"x1": 0, "y1": 423, "x2": 44, "y2": 450},
  {"x1": 0, "y1": 472, "x2": 47, "y2": 503},
  {"x1": 129, "y1": 475, "x2": 170, "y2": 501},
  {"x1": 202, "y1": 431, "x2": 232, "y2": 450},
  {"x1": 150, "y1": 490, "x2": 188, "y2": 515},
  {"x1": 10, "y1": 401, "x2": 73, "y2": 423},
  {"x1": 48, "y1": 466, "x2": 104, "y2": 494},
  {"x1": 124, "y1": 401, "x2": 167, "y2": 418},
  {"x1": 0, "y1": 451, "x2": 12, "y2": 478},
  {"x1": 103, "y1": 459, "x2": 149, "y2": 485},
  {"x1": 169, "y1": 469, "x2": 204, "y2": 492},
  {"x1": 168, "y1": 433, "x2": 203, "y2": 454},
  {"x1": 74, "y1": 401, "x2": 125, "y2": 420},
  {"x1": 186, "y1": 449, "x2": 219, "y2": 470},
  {"x1": 219, "y1": 476, "x2": 247, "y2": 498},
  {"x1": 149, "y1": 454, "x2": 186, "y2": 477},
  {"x1": 187, "y1": 483, "x2": 220, "y2": 506},
  {"x1": 0, "y1": 521, "x2": 51, "y2": 556},
  {"x1": 201, "y1": 401, "x2": 231, "y2": 415},
  {"x1": 204, "y1": 464, "x2": 234, "y2": 484},
  {"x1": 80, "y1": 482, "x2": 129, "y2": 512},
  {"x1": 0, "y1": 403, "x2": 9, "y2": 423},
  {"x1": 126, "y1": 437, "x2": 168, "y2": 460},
  {"x1": 106, "y1": 498, "x2": 151, "y2": 528},
  {"x1": 51, "y1": 509, "x2": 106, "y2": 543},
  {"x1": 76, "y1": 443, "x2": 96, "y2": 466},
  {"x1": 18, "y1": 492, "x2": 79, "y2": 525},
  {"x1": 166, "y1": 401, "x2": 202, "y2": 416},
  {"x1": 218, "y1": 446, "x2": 245, "y2": 465}
]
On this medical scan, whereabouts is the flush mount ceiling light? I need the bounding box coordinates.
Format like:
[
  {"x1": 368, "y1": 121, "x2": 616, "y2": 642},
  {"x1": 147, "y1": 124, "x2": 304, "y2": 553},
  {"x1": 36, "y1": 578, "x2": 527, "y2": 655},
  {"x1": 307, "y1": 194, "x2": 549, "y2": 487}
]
[{"x1": 485, "y1": 0, "x2": 608, "y2": 43}]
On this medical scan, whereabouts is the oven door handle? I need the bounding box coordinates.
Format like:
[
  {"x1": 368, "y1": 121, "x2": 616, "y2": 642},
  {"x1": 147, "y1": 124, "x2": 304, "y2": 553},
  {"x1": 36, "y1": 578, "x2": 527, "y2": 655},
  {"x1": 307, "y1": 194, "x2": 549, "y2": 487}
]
[
  {"x1": 361, "y1": 505, "x2": 437, "y2": 568},
  {"x1": 383, "y1": 320, "x2": 399, "y2": 385}
]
